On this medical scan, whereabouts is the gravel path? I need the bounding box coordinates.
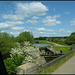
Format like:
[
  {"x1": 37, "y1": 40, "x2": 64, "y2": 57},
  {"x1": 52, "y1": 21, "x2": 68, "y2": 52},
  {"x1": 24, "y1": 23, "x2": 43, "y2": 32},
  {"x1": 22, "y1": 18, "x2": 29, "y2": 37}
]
[{"x1": 52, "y1": 56, "x2": 75, "y2": 74}]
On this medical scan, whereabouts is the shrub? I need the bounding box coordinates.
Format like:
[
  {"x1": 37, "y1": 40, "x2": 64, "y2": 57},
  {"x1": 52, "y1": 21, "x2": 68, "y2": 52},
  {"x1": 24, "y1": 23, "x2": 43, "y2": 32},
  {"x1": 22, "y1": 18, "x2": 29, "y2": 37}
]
[
  {"x1": 0, "y1": 32, "x2": 17, "y2": 59},
  {"x1": 4, "y1": 58, "x2": 17, "y2": 74},
  {"x1": 10, "y1": 53, "x2": 25, "y2": 66}
]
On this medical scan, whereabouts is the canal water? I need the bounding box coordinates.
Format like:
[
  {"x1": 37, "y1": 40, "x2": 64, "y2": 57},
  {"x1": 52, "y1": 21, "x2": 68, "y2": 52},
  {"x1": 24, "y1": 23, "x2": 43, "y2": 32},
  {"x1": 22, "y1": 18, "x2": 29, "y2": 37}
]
[
  {"x1": 32, "y1": 43, "x2": 58, "y2": 63},
  {"x1": 32, "y1": 44, "x2": 50, "y2": 48},
  {"x1": 45, "y1": 56, "x2": 58, "y2": 62}
]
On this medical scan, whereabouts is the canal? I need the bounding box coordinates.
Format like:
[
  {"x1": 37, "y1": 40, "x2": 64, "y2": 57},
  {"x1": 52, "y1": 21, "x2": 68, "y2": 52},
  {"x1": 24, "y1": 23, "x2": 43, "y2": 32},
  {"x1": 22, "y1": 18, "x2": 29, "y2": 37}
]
[{"x1": 32, "y1": 43, "x2": 59, "y2": 63}]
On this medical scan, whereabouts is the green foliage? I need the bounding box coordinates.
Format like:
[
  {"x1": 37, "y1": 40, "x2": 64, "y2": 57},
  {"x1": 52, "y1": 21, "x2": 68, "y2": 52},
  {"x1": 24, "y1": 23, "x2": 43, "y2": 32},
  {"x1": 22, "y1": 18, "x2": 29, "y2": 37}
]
[
  {"x1": 34, "y1": 37, "x2": 47, "y2": 40},
  {"x1": 40, "y1": 67, "x2": 44, "y2": 73},
  {"x1": 4, "y1": 58, "x2": 17, "y2": 74},
  {"x1": 15, "y1": 31, "x2": 34, "y2": 44},
  {"x1": 65, "y1": 32, "x2": 75, "y2": 45},
  {"x1": 54, "y1": 42, "x2": 68, "y2": 46},
  {"x1": 53, "y1": 46, "x2": 71, "y2": 53},
  {"x1": 0, "y1": 32, "x2": 17, "y2": 59},
  {"x1": 10, "y1": 54, "x2": 25, "y2": 66},
  {"x1": 4, "y1": 54, "x2": 25, "y2": 74},
  {"x1": 47, "y1": 37, "x2": 66, "y2": 42},
  {"x1": 46, "y1": 45, "x2": 51, "y2": 47}
]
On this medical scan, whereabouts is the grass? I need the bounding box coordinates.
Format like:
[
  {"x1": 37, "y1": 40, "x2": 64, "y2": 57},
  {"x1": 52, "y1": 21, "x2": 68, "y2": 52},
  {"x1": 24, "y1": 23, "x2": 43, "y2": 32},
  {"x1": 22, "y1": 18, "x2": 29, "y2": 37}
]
[
  {"x1": 39, "y1": 52, "x2": 75, "y2": 74},
  {"x1": 46, "y1": 45, "x2": 51, "y2": 47},
  {"x1": 39, "y1": 40, "x2": 49, "y2": 44},
  {"x1": 71, "y1": 44, "x2": 75, "y2": 47},
  {"x1": 54, "y1": 42, "x2": 68, "y2": 46},
  {"x1": 46, "y1": 41, "x2": 71, "y2": 53},
  {"x1": 39, "y1": 40, "x2": 71, "y2": 53},
  {"x1": 53, "y1": 46, "x2": 71, "y2": 53}
]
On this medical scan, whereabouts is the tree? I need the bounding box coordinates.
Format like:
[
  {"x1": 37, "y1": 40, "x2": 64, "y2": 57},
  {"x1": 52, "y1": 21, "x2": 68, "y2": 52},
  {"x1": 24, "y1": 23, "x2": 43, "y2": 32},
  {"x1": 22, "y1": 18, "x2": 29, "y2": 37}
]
[
  {"x1": 65, "y1": 32, "x2": 75, "y2": 45},
  {"x1": 0, "y1": 32, "x2": 17, "y2": 59},
  {"x1": 15, "y1": 31, "x2": 34, "y2": 44}
]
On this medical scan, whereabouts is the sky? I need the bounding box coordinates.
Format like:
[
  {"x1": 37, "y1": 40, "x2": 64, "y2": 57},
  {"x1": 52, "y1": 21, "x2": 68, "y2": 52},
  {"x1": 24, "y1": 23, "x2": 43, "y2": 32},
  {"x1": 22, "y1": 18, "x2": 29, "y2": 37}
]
[{"x1": 0, "y1": 1, "x2": 75, "y2": 38}]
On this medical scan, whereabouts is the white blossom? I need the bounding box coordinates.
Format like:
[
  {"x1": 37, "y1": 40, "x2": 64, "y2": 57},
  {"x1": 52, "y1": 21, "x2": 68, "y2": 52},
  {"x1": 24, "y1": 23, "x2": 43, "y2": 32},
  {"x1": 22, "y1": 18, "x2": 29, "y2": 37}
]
[{"x1": 10, "y1": 41, "x2": 41, "y2": 64}]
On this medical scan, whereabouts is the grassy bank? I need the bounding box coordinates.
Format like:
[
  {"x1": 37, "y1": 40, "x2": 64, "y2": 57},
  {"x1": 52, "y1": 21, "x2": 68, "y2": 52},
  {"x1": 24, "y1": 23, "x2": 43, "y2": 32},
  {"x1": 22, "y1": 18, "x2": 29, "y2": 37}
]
[
  {"x1": 54, "y1": 42, "x2": 68, "y2": 46},
  {"x1": 53, "y1": 46, "x2": 71, "y2": 53},
  {"x1": 39, "y1": 40, "x2": 49, "y2": 44},
  {"x1": 39, "y1": 40, "x2": 71, "y2": 53},
  {"x1": 39, "y1": 52, "x2": 75, "y2": 74}
]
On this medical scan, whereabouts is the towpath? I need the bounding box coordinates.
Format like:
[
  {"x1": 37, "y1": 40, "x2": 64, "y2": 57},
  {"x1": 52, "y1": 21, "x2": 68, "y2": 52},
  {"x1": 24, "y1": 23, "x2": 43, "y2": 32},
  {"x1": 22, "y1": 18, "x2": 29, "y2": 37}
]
[
  {"x1": 52, "y1": 56, "x2": 75, "y2": 74},
  {"x1": 47, "y1": 41, "x2": 70, "y2": 47}
]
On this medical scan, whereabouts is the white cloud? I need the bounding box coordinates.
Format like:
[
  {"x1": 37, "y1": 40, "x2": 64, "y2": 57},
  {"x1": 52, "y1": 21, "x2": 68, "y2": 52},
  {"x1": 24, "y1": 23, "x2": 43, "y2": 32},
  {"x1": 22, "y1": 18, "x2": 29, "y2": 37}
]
[
  {"x1": 26, "y1": 20, "x2": 38, "y2": 25},
  {"x1": 10, "y1": 31, "x2": 20, "y2": 37},
  {"x1": 36, "y1": 27, "x2": 46, "y2": 31},
  {"x1": 64, "y1": 12, "x2": 70, "y2": 15},
  {"x1": 47, "y1": 30, "x2": 54, "y2": 32},
  {"x1": 0, "y1": 21, "x2": 24, "y2": 30},
  {"x1": 34, "y1": 31, "x2": 57, "y2": 37},
  {"x1": 71, "y1": 19, "x2": 75, "y2": 27},
  {"x1": 57, "y1": 29, "x2": 73, "y2": 34},
  {"x1": 16, "y1": 2, "x2": 48, "y2": 16},
  {"x1": 36, "y1": 27, "x2": 54, "y2": 32},
  {"x1": 65, "y1": 31, "x2": 72, "y2": 33},
  {"x1": 32, "y1": 16, "x2": 39, "y2": 19},
  {"x1": 42, "y1": 15, "x2": 61, "y2": 26},
  {"x1": 39, "y1": 32, "x2": 44, "y2": 34},
  {"x1": 2, "y1": 14, "x2": 24, "y2": 21},
  {"x1": 24, "y1": 29, "x2": 30, "y2": 32},
  {"x1": 52, "y1": 32, "x2": 56, "y2": 34},
  {"x1": 6, "y1": 21, "x2": 24, "y2": 25},
  {"x1": 0, "y1": 23, "x2": 12, "y2": 30},
  {"x1": 11, "y1": 27, "x2": 24, "y2": 31},
  {"x1": 28, "y1": 27, "x2": 54, "y2": 32},
  {"x1": 59, "y1": 29, "x2": 65, "y2": 32},
  {"x1": 2, "y1": 2, "x2": 48, "y2": 21}
]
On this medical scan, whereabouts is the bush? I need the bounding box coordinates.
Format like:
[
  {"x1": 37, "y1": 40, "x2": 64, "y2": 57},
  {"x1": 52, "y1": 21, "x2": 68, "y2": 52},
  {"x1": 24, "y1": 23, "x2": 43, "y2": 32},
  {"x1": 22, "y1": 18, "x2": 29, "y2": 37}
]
[
  {"x1": 10, "y1": 53, "x2": 25, "y2": 66},
  {"x1": 0, "y1": 32, "x2": 17, "y2": 59},
  {"x1": 4, "y1": 54, "x2": 25, "y2": 74},
  {"x1": 4, "y1": 58, "x2": 17, "y2": 74}
]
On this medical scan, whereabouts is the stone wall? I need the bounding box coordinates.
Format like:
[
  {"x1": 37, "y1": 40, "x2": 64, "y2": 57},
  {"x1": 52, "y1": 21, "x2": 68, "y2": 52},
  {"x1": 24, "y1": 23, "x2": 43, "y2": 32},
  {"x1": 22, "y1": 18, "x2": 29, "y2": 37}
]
[
  {"x1": 17, "y1": 63, "x2": 40, "y2": 74},
  {"x1": 17, "y1": 57, "x2": 46, "y2": 74}
]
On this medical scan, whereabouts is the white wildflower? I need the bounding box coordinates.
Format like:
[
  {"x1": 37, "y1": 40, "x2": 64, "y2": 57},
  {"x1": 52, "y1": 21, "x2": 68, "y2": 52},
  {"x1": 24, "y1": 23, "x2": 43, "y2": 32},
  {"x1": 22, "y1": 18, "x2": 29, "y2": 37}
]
[
  {"x1": 23, "y1": 41, "x2": 31, "y2": 46},
  {"x1": 10, "y1": 41, "x2": 41, "y2": 64}
]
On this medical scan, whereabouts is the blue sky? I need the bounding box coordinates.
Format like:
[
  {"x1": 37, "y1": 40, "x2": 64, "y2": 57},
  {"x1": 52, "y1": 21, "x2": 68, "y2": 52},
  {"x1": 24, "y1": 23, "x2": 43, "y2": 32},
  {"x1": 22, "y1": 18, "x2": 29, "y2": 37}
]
[{"x1": 0, "y1": 1, "x2": 75, "y2": 37}]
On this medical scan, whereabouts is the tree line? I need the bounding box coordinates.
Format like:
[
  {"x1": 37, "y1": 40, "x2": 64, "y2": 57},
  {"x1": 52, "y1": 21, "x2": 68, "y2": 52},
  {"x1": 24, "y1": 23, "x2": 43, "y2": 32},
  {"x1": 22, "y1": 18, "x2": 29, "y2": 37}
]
[{"x1": 34, "y1": 32, "x2": 75, "y2": 45}]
